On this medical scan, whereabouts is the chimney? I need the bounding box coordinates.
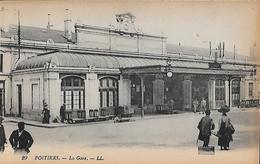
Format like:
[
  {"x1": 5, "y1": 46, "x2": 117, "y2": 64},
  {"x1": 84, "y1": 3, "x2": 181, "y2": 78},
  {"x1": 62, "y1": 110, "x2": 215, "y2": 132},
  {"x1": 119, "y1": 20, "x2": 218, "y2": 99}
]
[
  {"x1": 64, "y1": 9, "x2": 72, "y2": 40},
  {"x1": 46, "y1": 14, "x2": 53, "y2": 30}
]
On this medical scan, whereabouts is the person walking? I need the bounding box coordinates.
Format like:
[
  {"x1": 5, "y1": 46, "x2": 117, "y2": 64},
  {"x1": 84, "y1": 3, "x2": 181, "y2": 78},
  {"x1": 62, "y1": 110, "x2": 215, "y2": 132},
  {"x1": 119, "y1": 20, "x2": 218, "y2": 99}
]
[
  {"x1": 0, "y1": 117, "x2": 6, "y2": 152},
  {"x1": 9, "y1": 122, "x2": 34, "y2": 154},
  {"x1": 217, "y1": 105, "x2": 234, "y2": 150},
  {"x1": 60, "y1": 104, "x2": 66, "y2": 123},
  {"x1": 193, "y1": 98, "x2": 199, "y2": 113},
  {"x1": 42, "y1": 103, "x2": 50, "y2": 124},
  {"x1": 200, "y1": 97, "x2": 207, "y2": 114},
  {"x1": 197, "y1": 110, "x2": 215, "y2": 147}
]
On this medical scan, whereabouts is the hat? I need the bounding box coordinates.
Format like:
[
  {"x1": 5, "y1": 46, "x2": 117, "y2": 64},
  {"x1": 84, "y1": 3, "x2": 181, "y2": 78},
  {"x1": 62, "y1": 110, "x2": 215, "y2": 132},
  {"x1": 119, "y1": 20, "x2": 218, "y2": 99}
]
[
  {"x1": 205, "y1": 110, "x2": 211, "y2": 115},
  {"x1": 218, "y1": 105, "x2": 230, "y2": 113}
]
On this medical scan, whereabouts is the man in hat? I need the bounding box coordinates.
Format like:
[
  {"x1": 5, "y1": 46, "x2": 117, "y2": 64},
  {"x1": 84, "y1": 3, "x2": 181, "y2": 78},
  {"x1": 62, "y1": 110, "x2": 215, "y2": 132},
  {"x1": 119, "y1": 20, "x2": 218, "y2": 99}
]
[
  {"x1": 60, "y1": 103, "x2": 66, "y2": 123},
  {"x1": 42, "y1": 102, "x2": 50, "y2": 124},
  {"x1": 9, "y1": 122, "x2": 34, "y2": 154},
  {"x1": 197, "y1": 110, "x2": 215, "y2": 147},
  {"x1": 0, "y1": 117, "x2": 6, "y2": 152}
]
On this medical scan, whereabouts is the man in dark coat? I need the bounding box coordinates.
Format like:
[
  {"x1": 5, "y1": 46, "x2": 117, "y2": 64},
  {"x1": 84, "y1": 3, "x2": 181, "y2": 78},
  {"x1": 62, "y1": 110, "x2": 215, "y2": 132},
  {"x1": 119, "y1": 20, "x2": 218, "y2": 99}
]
[
  {"x1": 42, "y1": 103, "x2": 50, "y2": 124},
  {"x1": 0, "y1": 117, "x2": 6, "y2": 152},
  {"x1": 9, "y1": 122, "x2": 34, "y2": 154},
  {"x1": 197, "y1": 110, "x2": 215, "y2": 147},
  {"x1": 60, "y1": 104, "x2": 66, "y2": 123}
]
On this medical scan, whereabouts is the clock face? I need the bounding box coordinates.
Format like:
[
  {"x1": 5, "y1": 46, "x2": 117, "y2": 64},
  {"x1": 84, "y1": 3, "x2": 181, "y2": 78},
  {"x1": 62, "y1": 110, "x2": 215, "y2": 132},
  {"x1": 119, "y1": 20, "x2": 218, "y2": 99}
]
[{"x1": 123, "y1": 21, "x2": 130, "y2": 31}]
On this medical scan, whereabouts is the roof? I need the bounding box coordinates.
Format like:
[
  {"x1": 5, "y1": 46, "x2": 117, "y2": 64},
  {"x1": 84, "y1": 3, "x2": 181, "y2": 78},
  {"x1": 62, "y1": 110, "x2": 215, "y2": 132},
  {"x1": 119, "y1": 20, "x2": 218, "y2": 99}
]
[
  {"x1": 0, "y1": 24, "x2": 251, "y2": 62},
  {"x1": 166, "y1": 44, "x2": 248, "y2": 61},
  {"x1": 15, "y1": 51, "x2": 254, "y2": 74},
  {"x1": 1, "y1": 25, "x2": 75, "y2": 43}
]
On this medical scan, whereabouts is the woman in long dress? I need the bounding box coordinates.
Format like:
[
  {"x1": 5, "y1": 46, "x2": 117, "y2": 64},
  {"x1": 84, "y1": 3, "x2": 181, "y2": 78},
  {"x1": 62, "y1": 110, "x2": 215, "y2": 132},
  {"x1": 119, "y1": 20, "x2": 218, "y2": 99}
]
[{"x1": 217, "y1": 105, "x2": 233, "y2": 150}]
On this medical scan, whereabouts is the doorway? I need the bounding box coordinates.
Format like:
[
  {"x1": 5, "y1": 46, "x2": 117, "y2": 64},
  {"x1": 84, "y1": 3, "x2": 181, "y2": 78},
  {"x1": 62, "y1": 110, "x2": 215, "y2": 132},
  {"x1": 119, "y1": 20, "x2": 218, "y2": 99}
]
[{"x1": 17, "y1": 84, "x2": 22, "y2": 117}]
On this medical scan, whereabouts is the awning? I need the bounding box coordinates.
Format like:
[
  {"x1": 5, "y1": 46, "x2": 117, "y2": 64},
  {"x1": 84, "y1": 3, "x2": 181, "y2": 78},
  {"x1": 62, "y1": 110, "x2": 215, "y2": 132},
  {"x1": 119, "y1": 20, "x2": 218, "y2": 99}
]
[{"x1": 15, "y1": 51, "x2": 254, "y2": 76}]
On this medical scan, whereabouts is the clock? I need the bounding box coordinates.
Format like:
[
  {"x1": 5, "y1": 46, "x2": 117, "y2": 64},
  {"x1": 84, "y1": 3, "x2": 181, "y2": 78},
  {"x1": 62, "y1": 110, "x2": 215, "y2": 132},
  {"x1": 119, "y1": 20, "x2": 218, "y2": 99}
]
[{"x1": 123, "y1": 21, "x2": 129, "y2": 31}]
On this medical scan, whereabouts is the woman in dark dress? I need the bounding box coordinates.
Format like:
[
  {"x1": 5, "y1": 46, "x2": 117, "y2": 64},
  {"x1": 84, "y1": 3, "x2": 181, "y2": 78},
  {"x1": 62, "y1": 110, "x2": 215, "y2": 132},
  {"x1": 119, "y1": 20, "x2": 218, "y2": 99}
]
[
  {"x1": 217, "y1": 105, "x2": 234, "y2": 150},
  {"x1": 0, "y1": 117, "x2": 6, "y2": 152}
]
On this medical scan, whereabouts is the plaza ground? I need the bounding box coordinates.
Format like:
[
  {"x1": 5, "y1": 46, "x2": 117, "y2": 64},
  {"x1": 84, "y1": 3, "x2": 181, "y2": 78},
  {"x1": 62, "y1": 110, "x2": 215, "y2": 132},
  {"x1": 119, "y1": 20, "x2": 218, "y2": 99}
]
[{"x1": 0, "y1": 108, "x2": 259, "y2": 164}]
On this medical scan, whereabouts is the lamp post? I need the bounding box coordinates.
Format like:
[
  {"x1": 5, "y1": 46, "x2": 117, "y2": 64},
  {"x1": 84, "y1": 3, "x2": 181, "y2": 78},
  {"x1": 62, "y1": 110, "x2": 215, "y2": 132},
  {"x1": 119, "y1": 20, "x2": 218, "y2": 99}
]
[{"x1": 166, "y1": 57, "x2": 173, "y2": 78}]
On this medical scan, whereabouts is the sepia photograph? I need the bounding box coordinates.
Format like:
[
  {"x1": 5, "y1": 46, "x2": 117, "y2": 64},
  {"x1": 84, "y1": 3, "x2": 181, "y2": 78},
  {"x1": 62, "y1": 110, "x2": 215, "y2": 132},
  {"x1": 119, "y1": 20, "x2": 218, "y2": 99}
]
[{"x1": 0, "y1": 0, "x2": 259, "y2": 163}]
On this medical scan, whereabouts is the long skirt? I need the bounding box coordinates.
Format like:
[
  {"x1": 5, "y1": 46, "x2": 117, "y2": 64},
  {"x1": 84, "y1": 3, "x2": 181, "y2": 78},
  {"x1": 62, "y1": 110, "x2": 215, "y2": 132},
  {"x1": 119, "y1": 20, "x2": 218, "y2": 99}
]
[{"x1": 218, "y1": 133, "x2": 231, "y2": 147}]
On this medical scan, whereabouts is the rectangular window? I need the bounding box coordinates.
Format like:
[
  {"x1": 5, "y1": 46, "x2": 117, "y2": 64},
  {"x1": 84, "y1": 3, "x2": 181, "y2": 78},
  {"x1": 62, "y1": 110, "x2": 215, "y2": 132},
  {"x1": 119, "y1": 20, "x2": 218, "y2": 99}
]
[
  {"x1": 249, "y1": 82, "x2": 253, "y2": 97},
  {"x1": 73, "y1": 91, "x2": 80, "y2": 109},
  {"x1": 102, "y1": 91, "x2": 107, "y2": 107},
  {"x1": 109, "y1": 91, "x2": 113, "y2": 107},
  {"x1": 61, "y1": 91, "x2": 64, "y2": 105},
  {"x1": 65, "y1": 91, "x2": 72, "y2": 110},
  {"x1": 32, "y1": 84, "x2": 40, "y2": 110},
  {"x1": 0, "y1": 54, "x2": 3, "y2": 72},
  {"x1": 215, "y1": 80, "x2": 225, "y2": 101},
  {"x1": 80, "y1": 90, "x2": 84, "y2": 109}
]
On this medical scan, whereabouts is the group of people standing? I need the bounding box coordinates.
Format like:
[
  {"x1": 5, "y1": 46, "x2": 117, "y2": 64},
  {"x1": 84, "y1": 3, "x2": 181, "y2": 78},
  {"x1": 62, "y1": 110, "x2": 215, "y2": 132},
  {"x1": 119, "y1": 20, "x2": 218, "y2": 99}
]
[
  {"x1": 0, "y1": 118, "x2": 34, "y2": 154},
  {"x1": 42, "y1": 101, "x2": 66, "y2": 124},
  {"x1": 197, "y1": 105, "x2": 235, "y2": 150},
  {"x1": 193, "y1": 97, "x2": 207, "y2": 114}
]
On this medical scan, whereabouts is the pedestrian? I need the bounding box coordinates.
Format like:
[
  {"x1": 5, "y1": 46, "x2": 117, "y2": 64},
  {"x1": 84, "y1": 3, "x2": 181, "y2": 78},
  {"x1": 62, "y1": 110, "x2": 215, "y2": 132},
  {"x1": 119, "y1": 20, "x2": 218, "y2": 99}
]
[
  {"x1": 0, "y1": 117, "x2": 7, "y2": 152},
  {"x1": 217, "y1": 105, "x2": 235, "y2": 150},
  {"x1": 9, "y1": 122, "x2": 34, "y2": 154},
  {"x1": 197, "y1": 110, "x2": 215, "y2": 147},
  {"x1": 200, "y1": 97, "x2": 207, "y2": 114},
  {"x1": 42, "y1": 102, "x2": 50, "y2": 124},
  {"x1": 60, "y1": 103, "x2": 66, "y2": 123},
  {"x1": 193, "y1": 98, "x2": 199, "y2": 113},
  {"x1": 169, "y1": 99, "x2": 175, "y2": 110}
]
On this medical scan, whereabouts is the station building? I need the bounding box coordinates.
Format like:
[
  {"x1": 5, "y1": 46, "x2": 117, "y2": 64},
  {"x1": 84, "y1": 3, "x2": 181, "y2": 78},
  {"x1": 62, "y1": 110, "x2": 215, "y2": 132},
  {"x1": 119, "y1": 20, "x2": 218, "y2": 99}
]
[{"x1": 0, "y1": 13, "x2": 257, "y2": 121}]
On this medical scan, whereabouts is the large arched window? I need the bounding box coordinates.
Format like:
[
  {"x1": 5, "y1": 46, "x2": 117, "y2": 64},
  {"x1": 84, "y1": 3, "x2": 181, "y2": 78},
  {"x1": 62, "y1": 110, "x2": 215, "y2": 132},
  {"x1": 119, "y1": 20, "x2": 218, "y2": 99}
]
[
  {"x1": 61, "y1": 76, "x2": 85, "y2": 110},
  {"x1": 99, "y1": 77, "x2": 118, "y2": 107}
]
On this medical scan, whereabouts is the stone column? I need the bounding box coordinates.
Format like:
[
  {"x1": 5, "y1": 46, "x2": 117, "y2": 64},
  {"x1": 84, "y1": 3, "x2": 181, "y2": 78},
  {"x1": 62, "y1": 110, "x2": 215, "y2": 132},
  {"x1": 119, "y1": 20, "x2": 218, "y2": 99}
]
[
  {"x1": 45, "y1": 72, "x2": 60, "y2": 121},
  {"x1": 153, "y1": 74, "x2": 164, "y2": 105},
  {"x1": 118, "y1": 75, "x2": 131, "y2": 106},
  {"x1": 225, "y1": 79, "x2": 230, "y2": 106},
  {"x1": 182, "y1": 76, "x2": 192, "y2": 110},
  {"x1": 208, "y1": 78, "x2": 216, "y2": 110},
  {"x1": 85, "y1": 73, "x2": 99, "y2": 117},
  {"x1": 140, "y1": 76, "x2": 144, "y2": 108},
  {"x1": 240, "y1": 78, "x2": 245, "y2": 101}
]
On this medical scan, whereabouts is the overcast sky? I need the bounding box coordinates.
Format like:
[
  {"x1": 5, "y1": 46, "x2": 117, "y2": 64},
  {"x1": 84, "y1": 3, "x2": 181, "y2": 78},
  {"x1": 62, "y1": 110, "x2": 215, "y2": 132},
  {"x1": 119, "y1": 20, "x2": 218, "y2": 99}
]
[{"x1": 1, "y1": 0, "x2": 259, "y2": 56}]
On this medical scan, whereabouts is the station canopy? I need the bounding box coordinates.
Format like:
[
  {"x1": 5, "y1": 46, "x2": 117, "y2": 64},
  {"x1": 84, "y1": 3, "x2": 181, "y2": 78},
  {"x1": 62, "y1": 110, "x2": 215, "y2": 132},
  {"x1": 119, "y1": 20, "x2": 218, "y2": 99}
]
[{"x1": 15, "y1": 50, "x2": 254, "y2": 76}]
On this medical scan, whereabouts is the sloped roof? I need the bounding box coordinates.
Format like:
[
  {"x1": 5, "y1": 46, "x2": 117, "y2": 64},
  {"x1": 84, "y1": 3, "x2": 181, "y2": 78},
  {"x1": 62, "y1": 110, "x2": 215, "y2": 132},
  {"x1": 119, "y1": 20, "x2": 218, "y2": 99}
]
[
  {"x1": 15, "y1": 51, "x2": 253, "y2": 73},
  {"x1": 1, "y1": 25, "x2": 75, "y2": 43}
]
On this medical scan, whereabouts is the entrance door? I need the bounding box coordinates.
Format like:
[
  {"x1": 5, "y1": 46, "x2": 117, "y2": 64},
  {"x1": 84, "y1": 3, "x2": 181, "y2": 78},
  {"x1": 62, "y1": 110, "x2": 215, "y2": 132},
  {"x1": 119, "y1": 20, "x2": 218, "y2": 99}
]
[
  {"x1": 0, "y1": 82, "x2": 4, "y2": 116},
  {"x1": 17, "y1": 84, "x2": 22, "y2": 117},
  {"x1": 232, "y1": 79, "x2": 240, "y2": 107}
]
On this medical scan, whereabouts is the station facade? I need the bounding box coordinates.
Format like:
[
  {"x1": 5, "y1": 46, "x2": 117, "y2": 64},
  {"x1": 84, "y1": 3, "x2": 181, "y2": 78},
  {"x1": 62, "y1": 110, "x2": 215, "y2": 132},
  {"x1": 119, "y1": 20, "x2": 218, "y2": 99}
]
[{"x1": 0, "y1": 13, "x2": 257, "y2": 121}]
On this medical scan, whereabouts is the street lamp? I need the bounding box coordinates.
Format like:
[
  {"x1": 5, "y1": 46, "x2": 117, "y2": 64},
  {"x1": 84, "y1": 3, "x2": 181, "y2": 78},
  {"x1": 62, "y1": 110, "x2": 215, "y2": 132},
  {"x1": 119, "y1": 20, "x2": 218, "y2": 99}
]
[
  {"x1": 166, "y1": 57, "x2": 173, "y2": 78},
  {"x1": 166, "y1": 71, "x2": 173, "y2": 78}
]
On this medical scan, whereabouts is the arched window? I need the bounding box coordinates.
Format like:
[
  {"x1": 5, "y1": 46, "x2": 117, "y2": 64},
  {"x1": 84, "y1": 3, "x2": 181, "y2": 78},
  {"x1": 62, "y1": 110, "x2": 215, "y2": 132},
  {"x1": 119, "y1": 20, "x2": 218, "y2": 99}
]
[
  {"x1": 61, "y1": 76, "x2": 85, "y2": 110},
  {"x1": 99, "y1": 77, "x2": 118, "y2": 107}
]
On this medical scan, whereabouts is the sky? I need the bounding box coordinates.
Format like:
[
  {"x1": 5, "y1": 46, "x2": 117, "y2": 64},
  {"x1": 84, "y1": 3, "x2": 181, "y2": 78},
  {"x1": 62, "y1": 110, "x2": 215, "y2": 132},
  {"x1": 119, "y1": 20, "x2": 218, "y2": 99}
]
[{"x1": 0, "y1": 0, "x2": 259, "y2": 56}]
